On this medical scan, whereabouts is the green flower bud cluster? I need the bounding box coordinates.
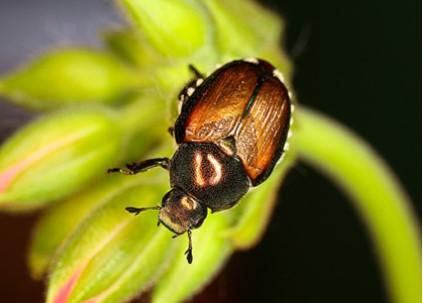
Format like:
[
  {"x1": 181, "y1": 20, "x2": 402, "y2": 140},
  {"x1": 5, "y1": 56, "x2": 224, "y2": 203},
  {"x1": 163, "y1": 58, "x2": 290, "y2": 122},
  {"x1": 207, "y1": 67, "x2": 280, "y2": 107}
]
[
  {"x1": 0, "y1": 107, "x2": 122, "y2": 210},
  {"x1": 0, "y1": 49, "x2": 143, "y2": 110},
  {"x1": 0, "y1": 0, "x2": 298, "y2": 302}
]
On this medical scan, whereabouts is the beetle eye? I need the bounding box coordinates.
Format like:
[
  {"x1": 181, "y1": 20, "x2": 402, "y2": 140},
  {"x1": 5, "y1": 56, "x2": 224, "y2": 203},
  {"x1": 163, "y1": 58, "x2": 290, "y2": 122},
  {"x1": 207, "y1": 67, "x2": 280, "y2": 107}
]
[
  {"x1": 161, "y1": 191, "x2": 172, "y2": 205},
  {"x1": 192, "y1": 215, "x2": 206, "y2": 228}
]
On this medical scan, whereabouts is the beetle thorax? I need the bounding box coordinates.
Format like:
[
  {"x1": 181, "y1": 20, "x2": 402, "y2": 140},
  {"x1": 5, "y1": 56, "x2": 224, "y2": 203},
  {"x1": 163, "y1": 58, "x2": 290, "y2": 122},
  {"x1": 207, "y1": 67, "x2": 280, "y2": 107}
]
[{"x1": 192, "y1": 150, "x2": 224, "y2": 187}]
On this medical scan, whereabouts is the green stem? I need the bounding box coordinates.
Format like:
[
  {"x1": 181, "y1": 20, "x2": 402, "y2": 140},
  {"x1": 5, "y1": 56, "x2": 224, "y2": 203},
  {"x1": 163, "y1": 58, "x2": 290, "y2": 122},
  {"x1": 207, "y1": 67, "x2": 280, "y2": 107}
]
[{"x1": 292, "y1": 107, "x2": 421, "y2": 303}]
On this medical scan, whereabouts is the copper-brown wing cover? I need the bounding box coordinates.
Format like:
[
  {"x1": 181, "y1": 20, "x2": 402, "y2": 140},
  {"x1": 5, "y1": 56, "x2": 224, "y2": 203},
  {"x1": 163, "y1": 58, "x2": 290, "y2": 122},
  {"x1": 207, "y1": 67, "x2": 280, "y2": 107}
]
[{"x1": 174, "y1": 60, "x2": 291, "y2": 186}]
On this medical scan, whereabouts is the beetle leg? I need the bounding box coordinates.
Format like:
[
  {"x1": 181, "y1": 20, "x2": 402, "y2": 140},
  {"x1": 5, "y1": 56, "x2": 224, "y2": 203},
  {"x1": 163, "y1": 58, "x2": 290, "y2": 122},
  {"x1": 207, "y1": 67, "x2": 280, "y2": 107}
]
[
  {"x1": 184, "y1": 229, "x2": 193, "y2": 264},
  {"x1": 188, "y1": 64, "x2": 205, "y2": 78},
  {"x1": 168, "y1": 126, "x2": 174, "y2": 137},
  {"x1": 177, "y1": 64, "x2": 204, "y2": 104},
  {"x1": 217, "y1": 136, "x2": 237, "y2": 156},
  {"x1": 177, "y1": 79, "x2": 196, "y2": 103},
  {"x1": 125, "y1": 206, "x2": 161, "y2": 216},
  {"x1": 107, "y1": 157, "x2": 170, "y2": 175}
]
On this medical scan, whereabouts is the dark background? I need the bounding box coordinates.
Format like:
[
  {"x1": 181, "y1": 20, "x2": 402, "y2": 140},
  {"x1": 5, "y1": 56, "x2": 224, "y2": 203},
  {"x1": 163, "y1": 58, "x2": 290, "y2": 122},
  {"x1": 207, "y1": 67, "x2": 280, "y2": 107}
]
[{"x1": 0, "y1": 0, "x2": 420, "y2": 302}]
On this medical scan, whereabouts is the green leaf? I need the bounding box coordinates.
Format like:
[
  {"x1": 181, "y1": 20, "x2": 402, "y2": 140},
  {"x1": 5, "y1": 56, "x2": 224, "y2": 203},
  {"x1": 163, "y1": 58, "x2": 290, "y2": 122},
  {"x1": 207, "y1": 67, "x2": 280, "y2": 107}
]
[
  {"x1": 0, "y1": 49, "x2": 141, "y2": 110},
  {"x1": 0, "y1": 106, "x2": 123, "y2": 211},
  {"x1": 46, "y1": 180, "x2": 176, "y2": 303}
]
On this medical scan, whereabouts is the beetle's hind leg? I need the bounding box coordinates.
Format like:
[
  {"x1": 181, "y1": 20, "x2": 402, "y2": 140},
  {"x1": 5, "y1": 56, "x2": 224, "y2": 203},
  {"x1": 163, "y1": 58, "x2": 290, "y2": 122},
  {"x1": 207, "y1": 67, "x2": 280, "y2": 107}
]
[{"x1": 107, "y1": 157, "x2": 170, "y2": 175}]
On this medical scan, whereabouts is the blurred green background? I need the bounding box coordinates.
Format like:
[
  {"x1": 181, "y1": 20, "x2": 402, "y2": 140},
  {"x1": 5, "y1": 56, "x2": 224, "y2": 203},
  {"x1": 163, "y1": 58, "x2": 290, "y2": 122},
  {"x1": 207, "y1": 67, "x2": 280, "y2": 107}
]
[{"x1": 0, "y1": 0, "x2": 420, "y2": 302}]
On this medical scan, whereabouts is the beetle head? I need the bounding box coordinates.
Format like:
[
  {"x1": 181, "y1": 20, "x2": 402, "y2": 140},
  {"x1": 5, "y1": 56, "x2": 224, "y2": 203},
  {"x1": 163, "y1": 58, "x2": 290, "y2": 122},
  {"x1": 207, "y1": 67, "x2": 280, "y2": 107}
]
[
  {"x1": 158, "y1": 188, "x2": 207, "y2": 235},
  {"x1": 125, "y1": 188, "x2": 206, "y2": 263}
]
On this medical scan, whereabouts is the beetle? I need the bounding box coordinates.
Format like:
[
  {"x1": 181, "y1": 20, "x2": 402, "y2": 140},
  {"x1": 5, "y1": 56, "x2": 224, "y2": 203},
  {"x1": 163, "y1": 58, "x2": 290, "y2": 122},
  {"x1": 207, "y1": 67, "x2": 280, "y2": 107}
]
[{"x1": 108, "y1": 58, "x2": 293, "y2": 263}]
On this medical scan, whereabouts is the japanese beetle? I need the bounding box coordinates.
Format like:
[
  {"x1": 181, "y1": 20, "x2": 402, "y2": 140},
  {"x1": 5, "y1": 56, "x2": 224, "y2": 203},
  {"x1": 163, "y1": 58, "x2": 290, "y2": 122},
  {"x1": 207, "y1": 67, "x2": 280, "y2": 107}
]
[{"x1": 108, "y1": 58, "x2": 293, "y2": 263}]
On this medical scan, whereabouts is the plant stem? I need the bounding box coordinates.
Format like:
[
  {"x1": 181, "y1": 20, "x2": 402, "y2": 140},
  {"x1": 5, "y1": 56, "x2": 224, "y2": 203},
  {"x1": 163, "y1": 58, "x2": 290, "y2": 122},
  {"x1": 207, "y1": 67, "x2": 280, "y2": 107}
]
[{"x1": 293, "y1": 107, "x2": 421, "y2": 303}]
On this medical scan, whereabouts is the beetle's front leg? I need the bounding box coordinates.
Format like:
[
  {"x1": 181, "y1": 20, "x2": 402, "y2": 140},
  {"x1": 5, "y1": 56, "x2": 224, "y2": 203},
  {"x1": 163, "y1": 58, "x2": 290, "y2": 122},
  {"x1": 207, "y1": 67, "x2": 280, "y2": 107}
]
[
  {"x1": 188, "y1": 64, "x2": 204, "y2": 79},
  {"x1": 168, "y1": 127, "x2": 174, "y2": 137},
  {"x1": 107, "y1": 157, "x2": 170, "y2": 175},
  {"x1": 177, "y1": 64, "x2": 205, "y2": 104}
]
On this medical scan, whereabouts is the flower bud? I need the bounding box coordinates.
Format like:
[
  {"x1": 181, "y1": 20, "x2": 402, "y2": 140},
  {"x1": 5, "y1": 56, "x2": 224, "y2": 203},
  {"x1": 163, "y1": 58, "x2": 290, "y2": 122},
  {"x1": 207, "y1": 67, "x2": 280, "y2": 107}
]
[
  {"x1": 29, "y1": 178, "x2": 119, "y2": 279},
  {"x1": 28, "y1": 165, "x2": 168, "y2": 279},
  {"x1": 152, "y1": 212, "x2": 233, "y2": 303},
  {"x1": 203, "y1": 0, "x2": 282, "y2": 58},
  {"x1": 46, "y1": 182, "x2": 177, "y2": 303},
  {"x1": 102, "y1": 29, "x2": 163, "y2": 69},
  {"x1": 114, "y1": 94, "x2": 170, "y2": 162},
  {"x1": 258, "y1": 46, "x2": 293, "y2": 87},
  {"x1": 0, "y1": 49, "x2": 140, "y2": 110},
  {"x1": 0, "y1": 107, "x2": 122, "y2": 211},
  {"x1": 120, "y1": 0, "x2": 210, "y2": 57}
]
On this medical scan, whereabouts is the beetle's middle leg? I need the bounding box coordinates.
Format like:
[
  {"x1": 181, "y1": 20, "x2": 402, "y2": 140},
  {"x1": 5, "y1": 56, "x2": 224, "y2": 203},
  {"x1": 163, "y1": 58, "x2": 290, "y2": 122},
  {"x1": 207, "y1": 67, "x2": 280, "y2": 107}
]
[{"x1": 107, "y1": 157, "x2": 170, "y2": 175}]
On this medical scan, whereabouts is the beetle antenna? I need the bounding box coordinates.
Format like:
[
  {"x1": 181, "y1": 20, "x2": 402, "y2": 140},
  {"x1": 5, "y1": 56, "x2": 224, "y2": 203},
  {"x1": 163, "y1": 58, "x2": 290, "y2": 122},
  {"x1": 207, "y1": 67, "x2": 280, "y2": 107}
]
[
  {"x1": 125, "y1": 206, "x2": 160, "y2": 216},
  {"x1": 184, "y1": 229, "x2": 193, "y2": 264}
]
